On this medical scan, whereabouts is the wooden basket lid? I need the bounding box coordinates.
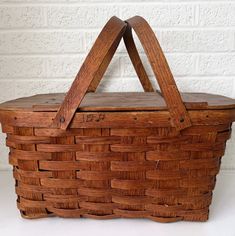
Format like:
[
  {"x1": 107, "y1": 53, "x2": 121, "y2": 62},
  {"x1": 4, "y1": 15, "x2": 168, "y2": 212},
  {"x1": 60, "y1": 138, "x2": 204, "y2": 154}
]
[{"x1": 0, "y1": 92, "x2": 235, "y2": 112}]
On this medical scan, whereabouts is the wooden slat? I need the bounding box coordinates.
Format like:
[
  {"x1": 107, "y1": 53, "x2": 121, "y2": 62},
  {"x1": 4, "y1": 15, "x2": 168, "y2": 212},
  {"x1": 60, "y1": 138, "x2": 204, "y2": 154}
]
[
  {"x1": 111, "y1": 179, "x2": 153, "y2": 190},
  {"x1": 111, "y1": 161, "x2": 155, "y2": 171},
  {"x1": 39, "y1": 161, "x2": 83, "y2": 171},
  {"x1": 76, "y1": 152, "x2": 123, "y2": 162},
  {"x1": 146, "y1": 150, "x2": 190, "y2": 161},
  {"x1": 40, "y1": 178, "x2": 83, "y2": 188},
  {"x1": 46, "y1": 207, "x2": 84, "y2": 218},
  {"x1": 10, "y1": 149, "x2": 52, "y2": 160},
  {"x1": 180, "y1": 157, "x2": 220, "y2": 169},
  {"x1": 111, "y1": 144, "x2": 155, "y2": 153},
  {"x1": 79, "y1": 202, "x2": 116, "y2": 211},
  {"x1": 77, "y1": 171, "x2": 118, "y2": 180},
  {"x1": 35, "y1": 128, "x2": 83, "y2": 137},
  {"x1": 37, "y1": 144, "x2": 83, "y2": 152},
  {"x1": 75, "y1": 136, "x2": 121, "y2": 144},
  {"x1": 7, "y1": 134, "x2": 51, "y2": 144},
  {"x1": 77, "y1": 187, "x2": 113, "y2": 197},
  {"x1": 14, "y1": 168, "x2": 52, "y2": 178},
  {"x1": 1, "y1": 110, "x2": 235, "y2": 129},
  {"x1": 146, "y1": 170, "x2": 187, "y2": 180},
  {"x1": 1, "y1": 92, "x2": 235, "y2": 112}
]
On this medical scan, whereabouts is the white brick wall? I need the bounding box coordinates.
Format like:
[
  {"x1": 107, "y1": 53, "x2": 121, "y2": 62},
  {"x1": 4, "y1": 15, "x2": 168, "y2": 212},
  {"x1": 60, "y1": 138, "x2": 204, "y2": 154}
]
[{"x1": 0, "y1": 0, "x2": 235, "y2": 170}]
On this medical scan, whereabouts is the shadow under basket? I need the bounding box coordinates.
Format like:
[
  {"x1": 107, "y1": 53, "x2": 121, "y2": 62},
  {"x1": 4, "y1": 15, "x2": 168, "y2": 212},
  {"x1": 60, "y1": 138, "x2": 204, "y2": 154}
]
[{"x1": 1, "y1": 16, "x2": 235, "y2": 223}]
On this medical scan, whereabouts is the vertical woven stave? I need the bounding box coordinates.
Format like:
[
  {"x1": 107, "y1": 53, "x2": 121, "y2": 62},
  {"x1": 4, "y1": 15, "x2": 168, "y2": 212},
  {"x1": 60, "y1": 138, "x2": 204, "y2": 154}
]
[
  {"x1": 49, "y1": 135, "x2": 78, "y2": 211},
  {"x1": 112, "y1": 135, "x2": 147, "y2": 213},
  {"x1": 77, "y1": 128, "x2": 114, "y2": 217},
  {"x1": 10, "y1": 127, "x2": 48, "y2": 218}
]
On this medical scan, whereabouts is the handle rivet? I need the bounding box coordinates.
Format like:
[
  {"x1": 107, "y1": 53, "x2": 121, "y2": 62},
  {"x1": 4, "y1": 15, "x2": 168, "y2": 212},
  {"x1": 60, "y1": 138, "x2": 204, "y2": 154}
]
[
  {"x1": 60, "y1": 116, "x2": 65, "y2": 123},
  {"x1": 179, "y1": 117, "x2": 184, "y2": 123}
]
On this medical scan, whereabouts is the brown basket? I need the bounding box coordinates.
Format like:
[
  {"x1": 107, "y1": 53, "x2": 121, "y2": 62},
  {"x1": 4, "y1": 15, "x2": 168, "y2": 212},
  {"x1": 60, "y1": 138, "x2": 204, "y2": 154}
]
[{"x1": 0, "y1": 16, "x2": 235, "y2": 222}]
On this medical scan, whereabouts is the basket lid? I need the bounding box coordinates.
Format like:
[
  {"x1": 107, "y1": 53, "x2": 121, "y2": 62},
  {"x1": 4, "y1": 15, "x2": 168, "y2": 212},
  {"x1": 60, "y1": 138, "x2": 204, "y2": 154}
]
[{"x1": 0, "y1": 92, "x2": 235, "y2": 112}]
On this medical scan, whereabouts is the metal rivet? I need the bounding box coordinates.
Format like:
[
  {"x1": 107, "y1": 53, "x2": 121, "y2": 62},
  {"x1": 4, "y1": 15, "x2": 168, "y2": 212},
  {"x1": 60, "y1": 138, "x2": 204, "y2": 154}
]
[{"x1": 60, "y1": 116, "x2": 65, "y2": 123}]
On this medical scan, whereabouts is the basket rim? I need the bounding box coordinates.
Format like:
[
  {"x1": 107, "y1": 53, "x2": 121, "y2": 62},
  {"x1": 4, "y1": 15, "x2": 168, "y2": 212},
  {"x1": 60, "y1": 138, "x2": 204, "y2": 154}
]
[{"x1": 1, "y1": 92, "x2": 235, "y2": 113}]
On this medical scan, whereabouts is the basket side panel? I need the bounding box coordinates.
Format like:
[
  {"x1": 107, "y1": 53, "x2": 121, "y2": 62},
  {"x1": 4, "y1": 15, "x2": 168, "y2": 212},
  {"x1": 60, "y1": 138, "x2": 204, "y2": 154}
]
[{"x1": 1, "y1": 120, "x2": 232, "y2": 222}]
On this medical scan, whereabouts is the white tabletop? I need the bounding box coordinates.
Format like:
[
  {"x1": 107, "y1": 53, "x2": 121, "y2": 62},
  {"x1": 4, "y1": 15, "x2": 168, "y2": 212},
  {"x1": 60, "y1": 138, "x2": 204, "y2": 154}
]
[{"x1": 0, "y1": 170, "x2": 235, "y2": 236}]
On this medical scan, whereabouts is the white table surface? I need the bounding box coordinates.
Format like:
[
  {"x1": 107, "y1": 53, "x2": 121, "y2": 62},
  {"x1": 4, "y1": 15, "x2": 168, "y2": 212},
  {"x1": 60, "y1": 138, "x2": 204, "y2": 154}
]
[{"x1": 0, "y1": 170, "x2": 235, "y2": 236}]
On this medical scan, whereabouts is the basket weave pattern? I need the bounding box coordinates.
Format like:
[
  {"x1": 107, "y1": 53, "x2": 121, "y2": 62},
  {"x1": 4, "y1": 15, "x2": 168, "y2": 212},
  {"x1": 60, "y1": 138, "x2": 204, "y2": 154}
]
[{"x1": 5, "y1": 123, "x2": 231, "y2": 222}]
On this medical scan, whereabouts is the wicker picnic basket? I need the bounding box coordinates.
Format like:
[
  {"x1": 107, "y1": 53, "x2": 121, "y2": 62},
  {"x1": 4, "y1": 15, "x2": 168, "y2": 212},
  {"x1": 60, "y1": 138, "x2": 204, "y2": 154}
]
[{"x1": 0, "y1": 16, "x2": 235, "y2": 222}]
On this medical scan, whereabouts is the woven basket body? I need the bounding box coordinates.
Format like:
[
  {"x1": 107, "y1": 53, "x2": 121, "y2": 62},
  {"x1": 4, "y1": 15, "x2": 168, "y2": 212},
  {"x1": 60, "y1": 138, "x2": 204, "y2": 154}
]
[
  {"x1": 0, "y1": 118, "x2": 232, "y2": 222},
  {"x1": 0, "y1": 16, "x2": 235, "y2": 223}
]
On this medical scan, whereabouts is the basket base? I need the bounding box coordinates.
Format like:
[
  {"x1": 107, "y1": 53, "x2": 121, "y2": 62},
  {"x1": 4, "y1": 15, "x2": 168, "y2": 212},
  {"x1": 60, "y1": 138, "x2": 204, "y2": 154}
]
[{"x1": 19, "y1": 208, "x2": 209, "y2": 223}]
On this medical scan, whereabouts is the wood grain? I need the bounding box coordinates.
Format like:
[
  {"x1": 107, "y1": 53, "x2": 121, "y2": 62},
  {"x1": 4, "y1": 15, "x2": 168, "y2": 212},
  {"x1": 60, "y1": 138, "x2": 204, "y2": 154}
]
[
  {"x1": 1, "y1": 92, "x2": 235, "y2": 112},
  {"x1": 52, "y1": 16, "x2": 127, "y2": 130}
]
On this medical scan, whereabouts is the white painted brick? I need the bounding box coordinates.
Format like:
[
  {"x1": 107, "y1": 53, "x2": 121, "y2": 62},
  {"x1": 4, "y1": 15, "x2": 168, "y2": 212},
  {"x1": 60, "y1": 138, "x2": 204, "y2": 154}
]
[
  {"x1": 120, "y1": 55, "x2": 153, "y2": 77},
  {"x1": 84, "y1": 31, "x2": 98, "y2": 51},
  {"x1": 120, "y1": 54, "x2": 196, "y2": 77},
  {"x1": 47, "y1": 6, "x2": 119, "y2": 28},
  {"x1": 85, "y1": 31, "x2": 125, "y2": 53},
  {"x1": 166, "y1": 54, "x2": 196, "y2": 76},
  {"x1": 98, "y1": 76, "x2": 161, "y2": 92},
  {"x1": 234, "y1": 32, "x2": 235, "y2": 50},
  {"x1": 161, "y1": 30, "x2": 231, "y2": 52},
  {"x1": 0, "y1": 0, "x2": 191, "y2": 2},
  {"x1": 0, "y1": 57, "x2": 45, "y2": 78},
  {"x1": 46, "y1": 56, "x2": 84, "y2": 78},
  {"x1": 2, "y1": 0, "x2": 153, "y2": 3},
  {"x1": 85, "y1": 30, "x2": 161, "y2": 54},
  {"x1": 121, "y1": 4, "x2": 194, "y2": 27},
  {"x1": 0, "y1": 131, "x2": 9, "y2": 171},
  {"x1": 232, "y1": 81, "x2": 235, "y2": 99},
  {"x1": 175, "y1": 77, "x2": 234, "y2": 97},
  {"x1": 103, "y1": 54, "x2": 121, "y2": 77},
  {"x1": 0, "y1": 81, "x2": 16, "y2": 103},
  {"x1": 222, "y1": 124, "x2": 235, "y2": 170},
  {"x1": 121, "y1": 54, "x2": 195, "y2": 77},
  {"x1": 198, "y1": 54, "x2": 235, "y2": 75},
  {"x1": 0, "y1": 32, "x2": 84, "y2": 54},
  {"x1": 98, "y1": 77, "x2": 144, "y2": 92},
  {"x1": 47, "y1": 54, "x2": 120, "y2": 78},
  {"x1": 199, "y1": 3, "x2": 235, "y2": 27},
  {"x1": 97, "y1": 78, "x2": 126, "y2": 92},
  {"x1": 15, "y1": 79, "x2": 72, "y2": 98},
  {"x1": 0, "y1": 7, "x2": 45, "y2": 28},
  {"x1": 0, "y1": 0, "x2": 233, "y2": 2}
]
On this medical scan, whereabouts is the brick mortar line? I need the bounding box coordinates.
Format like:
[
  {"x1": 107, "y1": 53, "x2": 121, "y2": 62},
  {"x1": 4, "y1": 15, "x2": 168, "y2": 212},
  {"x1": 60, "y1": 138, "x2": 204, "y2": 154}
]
[
  {"x1": 0, "y1": 27, "x2": 235, "y2": 32},
  {"x1": 1, "y1": 52, "x2": 235, "y2": 56},
  {"x1": 0, "y1": 76, "x2": 234, "y2": 81},
  {"x1": 0, "y1": 1, "x2": 234, "y2": 6}
]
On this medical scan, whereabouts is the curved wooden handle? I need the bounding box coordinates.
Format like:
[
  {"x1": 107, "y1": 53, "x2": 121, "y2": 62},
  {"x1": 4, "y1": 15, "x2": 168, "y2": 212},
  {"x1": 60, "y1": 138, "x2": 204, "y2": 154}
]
[
  {"x1": 123, "y1": 24, "x2": 154, "y2": 92},
  {"x1": 52, "y1": 16, "x2": 127, "y2": 129},
  {"x1": 125, "y1": 16, "x2": 192, "y2": 130},
  {"x1": 53, "y1": 16, "x2": 191, "y2": 131},
  {"x1": 88, "y1": 21, "x2": 155, "y2": 93}
]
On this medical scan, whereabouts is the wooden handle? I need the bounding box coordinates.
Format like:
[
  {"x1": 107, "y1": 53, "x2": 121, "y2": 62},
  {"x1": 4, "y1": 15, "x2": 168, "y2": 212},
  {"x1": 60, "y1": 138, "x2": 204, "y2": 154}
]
[
  {"x1": 125, "y1": 16, "x2": 192, "y2": 130},
  {"x1": 88, "y1": 22, "x2": 155, "y2": 93},
  {"x1": 52, "y1": 16, "x2": 127, "y2": 129},
  {"x1": 123, "y1": 23, "x2": 154, "y2": 92},
  {"x1": 53, "y1": 16, "x2": 192, "y2": 131}
]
